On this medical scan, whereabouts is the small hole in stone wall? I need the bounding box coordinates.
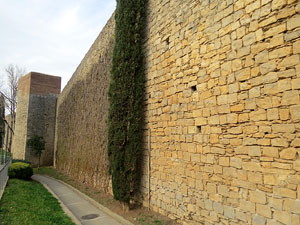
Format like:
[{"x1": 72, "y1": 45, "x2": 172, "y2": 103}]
[
  {"x1": 191, "y1": 85, "x2": 197, "y2": 92},
  {"x1": 165, "y1": 37, "x2": 169, "y2": 45},
  {"x1": 197, "y1": 126, "x2": 202, "y2": 133}
]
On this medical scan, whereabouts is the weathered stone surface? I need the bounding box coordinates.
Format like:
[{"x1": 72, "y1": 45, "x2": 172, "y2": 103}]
[
  {"x1": 54, "y1": 15, "x2": 115, "y2": 195},
  {"x1": 280, "y1": 148, "x2": 297, "y2": 159},
  {"x1": 290, "y1": 105, "x2": 300, "y2": 121},
  {"x1": 273, "y1": 210, "x2": 292, "y2": 224},
  {"x1": 281, "y1": 90, "x2": 299, "y2": 105},
  {"x1": 139, "y1": 2, "x2": 300, "y2": 223},
  {"x1": 287, "y1": 14, "x2": 300, "y2": 30}
]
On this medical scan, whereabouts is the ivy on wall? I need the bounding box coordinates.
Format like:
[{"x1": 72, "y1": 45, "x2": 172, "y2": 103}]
[{"x1": 108, "y1": 0, "x2": 147, "y2": 203}]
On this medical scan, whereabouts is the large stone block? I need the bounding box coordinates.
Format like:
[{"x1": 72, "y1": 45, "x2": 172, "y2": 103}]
[
  {"x1": 269, "y1": 46, "x2": 292, "y2": 59},
  {"x1": 280, "y1": 148, "x2": 297, "y2": 159},
  {"x1": 249, "y1": 190, "x2": 266, "y2": 204},
  {"x1": 281, "y1": 90, "x2": 300, "y2": 105},
  {"x1": 274, "y1": 187, "x2": 297, "y2": 198},
  {"x1": 272, "y1": 124, "x2": 295, "y2": 133},
  {"x1": 290, "y1": 105, "x2": 300, "y2": 121},
  {"x1": 273, "y1": 210, "x2": 292, "y2": 225},
  {"x1": 287, "y1": 15, "x2": 300, "y2": 30}
]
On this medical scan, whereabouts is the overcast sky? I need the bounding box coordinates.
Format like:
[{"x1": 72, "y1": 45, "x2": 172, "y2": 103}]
[{"x1": 0, "y1": 0, "x2": 116, "y2": 90}]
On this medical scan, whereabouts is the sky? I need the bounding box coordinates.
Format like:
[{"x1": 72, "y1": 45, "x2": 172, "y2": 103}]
[{"x1": 0, "y1": 0, "x2": 116, "y2": 90}]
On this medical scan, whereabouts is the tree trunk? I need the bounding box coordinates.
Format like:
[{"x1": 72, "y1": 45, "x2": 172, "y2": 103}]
[
  {"x1": 38, "y1": 155, "x2": 40, "y2": 169},
  {"x1": 8, "y1": 112, "x2": 15, "y2": 153}
]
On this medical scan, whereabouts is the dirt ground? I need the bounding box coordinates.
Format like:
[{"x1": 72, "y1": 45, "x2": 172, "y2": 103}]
[{"x1": 34, "y1": 167, "x2": 180, "y2": 225}]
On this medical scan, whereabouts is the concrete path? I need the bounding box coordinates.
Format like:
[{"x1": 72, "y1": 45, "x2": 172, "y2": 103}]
[{"x1": 32, "y1": 175, "x2": 133, "y2": 225}]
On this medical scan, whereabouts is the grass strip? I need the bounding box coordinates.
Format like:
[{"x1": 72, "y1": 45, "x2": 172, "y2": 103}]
[{"x1": 0, "y1": 179, "x2": 74, "y2": 225}]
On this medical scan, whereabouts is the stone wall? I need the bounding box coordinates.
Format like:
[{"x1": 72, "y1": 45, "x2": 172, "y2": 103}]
[
  {"x1": 141, "y1": 0, "x2": 300, "y2": 224},
  {"x1": 12, "y1": 72, "x2": 61, "y2": 166},
  {"x1": 52, "y1": 1, "x2": 300, "y2": 224},
  {"x1": 54, "y1": 14, "x2": 115, "y2": 194},
  {"x1": 12, "y1": 74, "x2": 31, "y2": 159}
]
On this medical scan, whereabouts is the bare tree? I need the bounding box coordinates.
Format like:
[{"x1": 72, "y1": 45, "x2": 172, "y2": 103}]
[{"x1": 1, "y1": 64, "x2": 26, "y2": 152}]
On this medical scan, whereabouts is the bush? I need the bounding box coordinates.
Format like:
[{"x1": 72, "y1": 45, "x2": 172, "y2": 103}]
[
  {"x1": 12, "y1": 159, "x2": 31, "y2": 164},
  {"x1": 8, "y1": 162, "x2": 33, "y2": 180}
]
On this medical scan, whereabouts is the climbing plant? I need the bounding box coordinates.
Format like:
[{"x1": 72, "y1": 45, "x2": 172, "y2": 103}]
[{"x1": 108, "y1": 0, "x2": 147, "y2": 203}]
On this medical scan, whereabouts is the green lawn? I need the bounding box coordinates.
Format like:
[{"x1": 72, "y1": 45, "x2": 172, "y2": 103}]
[{"x1": 0, "y1": 179, "x2": 75, "y2": 225}]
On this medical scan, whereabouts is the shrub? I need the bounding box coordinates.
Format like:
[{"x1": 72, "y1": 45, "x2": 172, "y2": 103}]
[
  {"x1": 8, "y1": 162, "x2": 33, "y2": 180},
  {"x1": 12, "y1": 159, "x2": 31, "y2": 164}
]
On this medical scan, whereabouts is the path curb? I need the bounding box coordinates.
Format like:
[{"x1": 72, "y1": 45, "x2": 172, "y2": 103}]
[{"x1": 40, "y1": 175, "x2": 134, "y2": 225}]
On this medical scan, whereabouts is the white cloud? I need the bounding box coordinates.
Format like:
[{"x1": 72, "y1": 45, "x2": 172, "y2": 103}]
[{"x1": 0, "y1": 0, "x2": 116, "y2": 89}]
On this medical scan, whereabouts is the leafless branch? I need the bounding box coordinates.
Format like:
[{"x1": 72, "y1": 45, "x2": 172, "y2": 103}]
[{"x1": 1, "y1": 64, "x2": 26, "y2": 151}]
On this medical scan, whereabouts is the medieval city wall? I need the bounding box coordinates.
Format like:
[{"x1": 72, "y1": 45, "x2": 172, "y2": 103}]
[
  {"x1": 142, "y1": 0, "x2": 300, "y2": 224},
  {"x1": 54, "y1": 15, "x2": 115, "y2": 194},
  {"x1": 53, "y1": 1, "x2": 300, "y2": 224}
]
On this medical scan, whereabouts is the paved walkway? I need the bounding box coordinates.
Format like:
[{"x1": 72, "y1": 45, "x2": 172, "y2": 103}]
[{"x1": 32, "y1": 175, "x2": 132, "y2": 225}]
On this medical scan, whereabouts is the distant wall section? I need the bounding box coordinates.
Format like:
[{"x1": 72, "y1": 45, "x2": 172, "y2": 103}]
[
  {"x1": 12, "y1": 74, "x2": 31, "y2": 159},
  {"x1": 54, "y1": 15, "x2": 115, "y2": 194}
]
